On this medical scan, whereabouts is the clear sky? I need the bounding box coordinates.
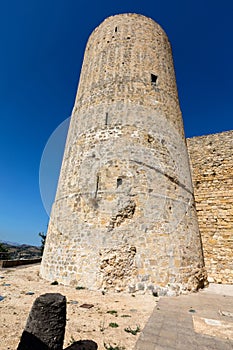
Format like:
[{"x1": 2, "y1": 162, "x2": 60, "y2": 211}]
[{"x1": 0, "y1": 1, "x2": 232, "y2": 246}]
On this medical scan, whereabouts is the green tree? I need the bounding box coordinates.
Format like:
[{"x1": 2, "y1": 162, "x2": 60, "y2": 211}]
[
  {"x1": 0, "y1": 242, "x2": 9, "y2": 259},
  {"x1": 39, "y1": 232, "x2": 47, "y2": 255},
  {"x1": 0, "y1": 242, "x2": 8, "y2": 253}
]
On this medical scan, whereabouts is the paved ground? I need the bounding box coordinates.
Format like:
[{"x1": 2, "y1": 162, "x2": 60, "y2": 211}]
[{"x1": 135, "y1": 284, "x2": 233, "y2": 350}]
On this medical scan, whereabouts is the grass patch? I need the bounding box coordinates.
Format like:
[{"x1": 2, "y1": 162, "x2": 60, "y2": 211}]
[
  {"x1": 109, "y1": 322, "x2": 119, "y2": 328},
  {"x1": 68, "y1": 335, "x2": 76, "y2": 345},
  {"x1": 107, "y1": 310, "x2": 118, "y2": 315},
  {"x1": 124, "y1": 326, "x2": 140, "y2": 335},
  {"x1": 121, "y1": 314, "x2": 131, "y2": 318},
  {"x1": 76, "y1": 286, "x2": 85, "y2": 290},
  {"x1": 104, "y1": 343, "x2": 125, "y2": 350}
]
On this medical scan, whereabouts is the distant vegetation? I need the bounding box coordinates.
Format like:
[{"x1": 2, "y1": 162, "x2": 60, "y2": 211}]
[
  {"x1": 0, "y1": 243, "x2": 9, "y2": 260},
  {"x1": 0, "y1": 242, "x2": 8, "y2": 253},
  {"x1": 0, "y1": 241, "x2": 41, "y2": 260}
]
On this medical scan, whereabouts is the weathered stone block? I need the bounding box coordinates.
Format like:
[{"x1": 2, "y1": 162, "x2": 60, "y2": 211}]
[{"x1": 17, "y1": 293, "x2": 66, "y2": 350}]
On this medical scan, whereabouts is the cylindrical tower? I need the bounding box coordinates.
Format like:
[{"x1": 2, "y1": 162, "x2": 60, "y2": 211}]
[{"x1": 41, "y1": 14, "x2": 207, "y2": 295}]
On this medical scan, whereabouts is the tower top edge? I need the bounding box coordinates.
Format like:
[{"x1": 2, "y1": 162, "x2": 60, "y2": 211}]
[
  {"x1": 90, "y1": 13, "x2": 166, "y2": 36},
  {"x1": 102, "y1": 13, "x2": 158, "y2": 22}
]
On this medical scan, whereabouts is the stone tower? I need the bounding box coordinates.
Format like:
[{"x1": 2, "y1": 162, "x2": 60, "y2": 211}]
[{"x1": 41, "y1": 13, "x2": 207, "y2": 295}]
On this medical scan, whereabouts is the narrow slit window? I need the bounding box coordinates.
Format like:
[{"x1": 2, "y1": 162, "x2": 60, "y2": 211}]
[
  {"x1": 115, "y1": 27, "x2": 118, "y2": 32},
  {"x1": 105, "y1": 112, "x2": 108, "y2": 125},
  {"x1": 117, "y1": 178, "x2": 122, "y2": 188},
  {"x1": 95, "y1": 175, "x2": 99, "y2": 198},
  {"x1": 151, "y1": 74, "x2": 158, "y2": 86}
]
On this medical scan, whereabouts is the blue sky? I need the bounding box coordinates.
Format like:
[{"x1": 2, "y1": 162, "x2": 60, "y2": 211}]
[{"x1": 0, "y1": 1, "x2": 232, "y2": 245}]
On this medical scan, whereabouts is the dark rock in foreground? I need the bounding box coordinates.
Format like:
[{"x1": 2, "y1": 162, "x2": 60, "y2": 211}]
[{"x1": 17, "y1": 293, "x2": 66, "y2": 350}]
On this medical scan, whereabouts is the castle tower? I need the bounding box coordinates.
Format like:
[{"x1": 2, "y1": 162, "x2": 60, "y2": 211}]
[{"x1": 41, "y1": 14, "x2": 207, "y2": 295}]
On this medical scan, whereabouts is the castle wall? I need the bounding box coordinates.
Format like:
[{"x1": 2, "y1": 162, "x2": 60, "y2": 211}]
[{"x1": 187, "y1": 130, "x2": 233, "y2": 284}]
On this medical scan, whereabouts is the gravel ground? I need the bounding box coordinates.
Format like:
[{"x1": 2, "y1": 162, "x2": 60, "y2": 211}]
[{"x1": 0, "y1": 264, "x2": 157, "y2": 350}]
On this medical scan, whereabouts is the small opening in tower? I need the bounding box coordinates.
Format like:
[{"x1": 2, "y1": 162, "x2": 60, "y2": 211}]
[
  {"x1": 105, "y1": 112, "x2": 108, "y2": 125},
  {"x1": 95, "y1": 175, "x2": 100, "y2": 198},
  {"x1": 151, "y1": 74, "x2": 158, "y2": 86},
  {"x1": 115, "y1": 27, "x2": 117, "y2": 32},
  {"x1": 117, "y1": 178, "x2": 122, "y2": 188}
]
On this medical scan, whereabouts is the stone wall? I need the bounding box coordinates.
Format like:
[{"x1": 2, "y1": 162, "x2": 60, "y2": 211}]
[
  {"x1": 187, "y1": 130, "x2": 233, "y2": 284},
  {"x1": 1, "y1": 258, "x2": 42, "y2": 268}
]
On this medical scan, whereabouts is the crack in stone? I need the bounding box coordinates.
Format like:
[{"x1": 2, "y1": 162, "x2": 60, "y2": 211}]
[{"x1": 130, "y1": 159, "x2": 193, "y2": 196}]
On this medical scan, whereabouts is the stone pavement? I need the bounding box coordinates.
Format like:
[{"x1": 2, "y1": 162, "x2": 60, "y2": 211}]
[{"x1": 135, "y1": 285, "x2": 233, "y2": 349}]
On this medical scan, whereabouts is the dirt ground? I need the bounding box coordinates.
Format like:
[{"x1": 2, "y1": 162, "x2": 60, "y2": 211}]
[{"x1": 0, "y1": 264, "x2": 157, "y2": 350}]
